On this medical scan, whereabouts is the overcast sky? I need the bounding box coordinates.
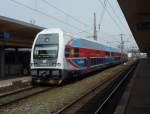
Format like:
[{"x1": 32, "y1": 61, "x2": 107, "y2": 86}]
[{"x1": 0, "y1": 0, "x2": 138, "y2": 49}]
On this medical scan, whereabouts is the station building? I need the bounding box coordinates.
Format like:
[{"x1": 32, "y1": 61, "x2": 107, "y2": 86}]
[{"x1": 0, "y1": 16, "x2": 44, "y2": 79}]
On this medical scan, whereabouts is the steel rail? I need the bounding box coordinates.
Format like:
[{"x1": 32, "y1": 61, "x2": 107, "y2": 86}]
[
  {"x1": 0, "y1": 86, "x2": 53, "y2": 107},
  {"x1": 94, "y1": 63, "x2": 136, "y2": 114}
]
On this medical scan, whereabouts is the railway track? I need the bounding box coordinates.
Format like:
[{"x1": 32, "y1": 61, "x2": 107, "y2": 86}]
[
  {"x1": 54, "y1": 62, "x2": 137, "y2": 114},
  {"x1": 0, "y1": 86, "x2": 53, "y2": 107}
]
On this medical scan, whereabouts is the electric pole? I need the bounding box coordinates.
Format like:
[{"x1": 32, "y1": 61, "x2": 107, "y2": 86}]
[
  {"x1": 93, "y1": 12, "x2": 97, "y2": 41},
  {"x1": 120, "y1": 34, "x2": 124, "y2": 56}
]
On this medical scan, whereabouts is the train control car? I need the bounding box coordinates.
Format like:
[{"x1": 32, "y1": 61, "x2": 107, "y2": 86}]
[{"x1": 30, "y1": 28, "x2": 127, "y2": 85}]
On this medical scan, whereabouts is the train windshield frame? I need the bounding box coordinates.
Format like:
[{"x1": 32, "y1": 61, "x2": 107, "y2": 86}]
[{"x1": 33, "y1": 33, "x2": 59, "y2": 59}]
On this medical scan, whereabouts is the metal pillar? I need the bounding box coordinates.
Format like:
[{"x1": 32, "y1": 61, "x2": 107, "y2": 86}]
[
  {"x1": 0, "y1": 46, "x2": 5, "y2": 78},
  {"x1": 120, "y1": 34, "x2": 124, "y2": 56},
  {"x1": 15, "y1": 48, "x2": 18, "y2": 64},
  {"x1": 93, "y1": 12, "x2": 97, "y2": 41}
]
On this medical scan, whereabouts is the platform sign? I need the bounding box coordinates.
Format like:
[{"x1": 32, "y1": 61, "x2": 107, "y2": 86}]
[
  {"x1": 0, "y1": 32, "x2": 10, "y2": 40},
  {"x1": 136, "y1": 21, "x2": 150, "y2": 30}
]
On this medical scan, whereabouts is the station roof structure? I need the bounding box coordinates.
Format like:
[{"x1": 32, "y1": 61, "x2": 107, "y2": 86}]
[
  {"x1": 118, "y1": 0, "x2": 150, "y2": 53},
  {"x1": 0, "y1": 16, "x2": 44, "y2": 47}
]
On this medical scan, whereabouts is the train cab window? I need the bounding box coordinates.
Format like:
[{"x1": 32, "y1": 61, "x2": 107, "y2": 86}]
[
  {"x1": 74, "y1": 48, "x2": 79, "y2": 57},
  {"x1": 65, "y1": 48, "x2": 71, "y2": 57}
]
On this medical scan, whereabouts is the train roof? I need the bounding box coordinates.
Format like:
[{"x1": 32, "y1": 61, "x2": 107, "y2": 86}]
[
  {"x1": 70, "y1": 38, "x2": 121, "y2": 53},
  {"x1": 63, "y1": 31, "x2": 121, "y2": 53}
]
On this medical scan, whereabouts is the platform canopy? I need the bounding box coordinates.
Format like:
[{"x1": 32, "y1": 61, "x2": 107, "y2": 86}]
[
  {"x1": 0, "y1": 16, "x2": 44, "y2": 47},
  {"x1": 118, "y1": 0, "x2": 150, "y2": 53}
]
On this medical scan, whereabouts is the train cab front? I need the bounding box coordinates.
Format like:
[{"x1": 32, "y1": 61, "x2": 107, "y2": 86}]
[{"x1": 30, "y1": 29, "x2": 64, "y2": 85}]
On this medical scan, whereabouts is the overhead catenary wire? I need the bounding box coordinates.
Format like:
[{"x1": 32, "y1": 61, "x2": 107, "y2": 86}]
[
  {"x1": 97, "y1": 0, "x2": 126, "y2": 34},
  {"x1": 106, "y1": 0, "x2": 129, "y2": 33},
  {"x1": 41, "y1": 0, "x2": 90, "y2": 28},
  {"x1": 10, "y1": 0, "x2": 91, "y2": 35},
  {"x1": 98, "y1": 0, "x2": 108, "y2": 31},
  {"x1": 97, "y1": 0, "x2": 130, "y2": 47},
  {"x1": 107, "y1": 0, "x2": 134, "y2": 42}
]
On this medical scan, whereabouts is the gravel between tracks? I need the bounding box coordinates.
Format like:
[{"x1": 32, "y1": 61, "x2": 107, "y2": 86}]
[{"x1": 0, "y1": 61, "x2": 134, "y2": 114}]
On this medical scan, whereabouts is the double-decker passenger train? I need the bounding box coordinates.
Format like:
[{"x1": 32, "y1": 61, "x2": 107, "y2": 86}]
[{"x1": 30, "y1": 28, "x2": 127, "y2": 85}]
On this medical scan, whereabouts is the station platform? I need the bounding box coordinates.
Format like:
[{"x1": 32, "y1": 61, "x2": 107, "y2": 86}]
[
  {"x1": 114, "y1": 59, "x2": 150, "y2": 114},
  {"x1": 0, "y1": 76, "x2": 32, "y2": 95}
]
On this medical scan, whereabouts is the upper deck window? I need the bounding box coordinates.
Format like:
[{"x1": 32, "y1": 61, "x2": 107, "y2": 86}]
[
  {"x1": 65, "y1": 48, "x2": 71, "y2": 57},
  {"x1": 106, "y1": 51, "x2": 110, "y2": 56},
  {"x1": 35, "y1": 34, "x2": 59, "y2": 45}
]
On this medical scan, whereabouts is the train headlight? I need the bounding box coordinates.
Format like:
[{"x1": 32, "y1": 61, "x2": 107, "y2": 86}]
[
  {"x1": 57, "y1": 63, "x2": 61, "y2": 66},
  {"x1": 31, "y1": 70, "x2": 37, "y2": 75}
]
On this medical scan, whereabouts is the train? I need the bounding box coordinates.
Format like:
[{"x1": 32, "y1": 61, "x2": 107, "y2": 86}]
[{"x1": 30, "y1": 28, "x2": 127, "y2": 85}]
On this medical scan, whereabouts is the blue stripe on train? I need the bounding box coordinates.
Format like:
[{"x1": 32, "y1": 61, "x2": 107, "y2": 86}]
[
  {"x1": 70, "y1": 57, "x2": 118, "y2": 68},
  {"x1": 104, "y1": 57, "x2": 114, "y2": 63},
  {"x1": 71, "y1": 58, "x2": 86, "y2": 68}
]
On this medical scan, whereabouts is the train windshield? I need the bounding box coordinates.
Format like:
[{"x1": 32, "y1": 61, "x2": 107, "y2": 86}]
[
  {"x1": 33, "y1": 33, "x2": 59, "y2": 59},
  {"x1": 34, "y1": 45, "x2": 58, "y2": 59}
]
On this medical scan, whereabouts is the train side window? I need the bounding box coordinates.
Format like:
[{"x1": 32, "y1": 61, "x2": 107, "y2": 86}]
[
  {"x1": 74, "y1": 48, "x2": 79, "y2": 57},
  {"x1": 95, "y1": 58, "x2": 97, "y2": 65},
  {"x1": 98, "y1": 58, "x2": 100, "y2": 64},
  {"x1": 65, "y1": 48, "x2": 71, "y2": 57},
  {"x1": 97, "y1": 58, "x2": 99, "y2": 64},
  {"x1": 90, "y1": 58, "x2": 93, "y2": 65},
  {"x1": 93, "y1": 58, "x2": 96, "y2": 65},
  {"x1": 111, "y1": 52, "x2": 114, "y2": 56},
  {"x1": 100, "y1": 58, "x2": 104, "y2": 63},
  {"x1": 92, "y1": 58, "x2": 95, "y2": 65},
  {"x1": 84, "y1": 59, "x2": 87, "y2": 66},
  {"x1": 93, "y1": 58, "x2": 95, "y2": 65},
  {"x1": 99, "y1": 58, "x2": 101, "y2": 64},
  {"x1": 94, "y1": 58, "x2": 96, "y2": 64},
  {"x1": 106, "y1": 52, "x2": 110, "y2": 56}
]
